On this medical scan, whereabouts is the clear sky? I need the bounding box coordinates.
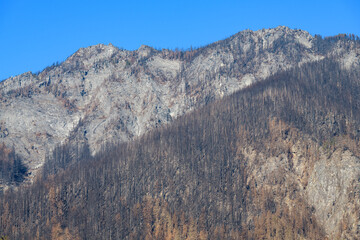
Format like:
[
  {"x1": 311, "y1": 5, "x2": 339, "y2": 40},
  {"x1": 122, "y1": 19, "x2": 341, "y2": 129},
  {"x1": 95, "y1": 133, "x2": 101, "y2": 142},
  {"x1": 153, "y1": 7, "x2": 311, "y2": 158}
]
[{"x1": 0, "y1": 0, "x2": 359, "y2": 81}]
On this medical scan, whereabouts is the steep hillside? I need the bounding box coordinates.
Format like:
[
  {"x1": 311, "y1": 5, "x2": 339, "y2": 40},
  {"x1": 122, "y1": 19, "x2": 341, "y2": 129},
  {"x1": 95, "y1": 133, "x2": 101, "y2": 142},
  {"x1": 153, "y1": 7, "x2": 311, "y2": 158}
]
[
  {"x1": 1, "y1": 27, "x2": 359, "y2": 184},
  {"x1": 0, "y1": 144, "x2": 27, "y2": 186},
  {"x1": 1, "y1": 58, "x2": 359, "y2": 239}
]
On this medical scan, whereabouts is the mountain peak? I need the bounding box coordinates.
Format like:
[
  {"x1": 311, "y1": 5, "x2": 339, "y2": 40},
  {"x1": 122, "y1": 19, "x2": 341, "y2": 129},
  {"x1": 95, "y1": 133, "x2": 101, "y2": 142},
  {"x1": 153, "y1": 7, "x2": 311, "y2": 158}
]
[
  {"x1": 273, "y1": 25, "x2": 290, "y2": 31},
  {"x1": 0, "y1": 27, "x2": 359, "y2": 187},
  {"x1": 137, "y1": 44, "x2": 155, "y2": 58}
]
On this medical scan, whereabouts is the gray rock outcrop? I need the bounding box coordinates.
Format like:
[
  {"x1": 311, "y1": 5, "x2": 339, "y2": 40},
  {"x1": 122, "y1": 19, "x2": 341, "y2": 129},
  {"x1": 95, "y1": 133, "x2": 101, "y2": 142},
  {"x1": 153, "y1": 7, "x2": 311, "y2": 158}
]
[{"x1": 0, "y1": 26, "x2": 359, "y2": 180}]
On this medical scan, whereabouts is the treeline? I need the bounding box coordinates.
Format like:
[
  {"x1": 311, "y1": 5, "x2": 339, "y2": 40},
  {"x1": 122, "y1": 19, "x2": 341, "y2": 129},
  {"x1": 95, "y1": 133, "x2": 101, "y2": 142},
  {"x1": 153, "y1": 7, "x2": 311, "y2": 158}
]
[
  {"x1": 0, "y1": 57, "x2": 359, "y2": 239},
  {"x1": 0, "y1": 144, "x2": 28, "y2": 188},
  {"x1": 313, "y1": 33, "x2": 360, "y2": 54}
]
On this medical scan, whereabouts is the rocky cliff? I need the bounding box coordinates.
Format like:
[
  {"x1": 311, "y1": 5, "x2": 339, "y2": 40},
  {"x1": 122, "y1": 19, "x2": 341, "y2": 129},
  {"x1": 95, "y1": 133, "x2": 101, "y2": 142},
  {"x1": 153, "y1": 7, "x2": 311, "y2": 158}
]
[{"x1": 0, "y1": 26, "x2": 359, "y2": 182}]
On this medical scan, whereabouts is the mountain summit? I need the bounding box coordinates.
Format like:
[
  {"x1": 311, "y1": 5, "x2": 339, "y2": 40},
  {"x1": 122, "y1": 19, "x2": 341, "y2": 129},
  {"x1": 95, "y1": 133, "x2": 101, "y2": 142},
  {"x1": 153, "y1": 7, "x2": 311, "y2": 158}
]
[{"x1": 0, "y1": 26, "x2": 359, "y2": 183}]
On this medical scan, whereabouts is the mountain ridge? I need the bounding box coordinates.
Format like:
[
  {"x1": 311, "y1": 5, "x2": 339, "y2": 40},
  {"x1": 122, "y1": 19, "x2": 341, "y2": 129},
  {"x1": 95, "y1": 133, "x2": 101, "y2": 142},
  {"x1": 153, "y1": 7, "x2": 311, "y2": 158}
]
[{"x1": 0, "y1": 26, "x2": 359, "y2": 186}]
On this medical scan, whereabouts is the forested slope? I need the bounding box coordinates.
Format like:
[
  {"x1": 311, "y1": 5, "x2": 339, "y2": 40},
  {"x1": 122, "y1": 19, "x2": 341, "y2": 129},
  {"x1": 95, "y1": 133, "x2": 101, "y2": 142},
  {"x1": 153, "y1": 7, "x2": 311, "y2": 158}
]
[
  {"x1": 0, "y1": 144, "x2": 27, "y2": 189},
  {"x1": 1, "y1": 57, "x2": 360, "y2": 239}
]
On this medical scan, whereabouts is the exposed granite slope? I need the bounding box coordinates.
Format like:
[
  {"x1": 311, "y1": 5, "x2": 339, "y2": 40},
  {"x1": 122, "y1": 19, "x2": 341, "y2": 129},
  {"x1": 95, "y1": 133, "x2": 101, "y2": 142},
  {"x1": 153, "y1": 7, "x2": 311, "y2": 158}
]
[{"x1": 0, "y1": 26, "x2": 359, "y2": 180}]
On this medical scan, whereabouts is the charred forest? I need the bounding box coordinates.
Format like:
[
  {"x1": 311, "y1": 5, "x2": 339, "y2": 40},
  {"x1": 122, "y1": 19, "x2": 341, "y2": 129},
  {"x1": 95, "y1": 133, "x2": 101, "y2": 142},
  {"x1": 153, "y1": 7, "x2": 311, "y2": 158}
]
[
  {"x1": 1, "y1": 55, "x2": 360, "y2": 239},
  {"x1": 0, "y1": 144, "x2": 28, "y2": 188}
]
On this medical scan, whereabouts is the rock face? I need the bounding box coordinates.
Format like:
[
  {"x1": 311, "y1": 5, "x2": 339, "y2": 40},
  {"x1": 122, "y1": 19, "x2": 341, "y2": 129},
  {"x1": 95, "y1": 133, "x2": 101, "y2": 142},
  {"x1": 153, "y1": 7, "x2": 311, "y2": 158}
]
[
  {"x1": 0, "y1": 26, "x2": 359, "y2": 179},
  {"x1": 242, "y1": 131, "x2": 360, "y2": 238},
  {"x1": 307, "y1": 149, "x2": 360, "y2": 237}
]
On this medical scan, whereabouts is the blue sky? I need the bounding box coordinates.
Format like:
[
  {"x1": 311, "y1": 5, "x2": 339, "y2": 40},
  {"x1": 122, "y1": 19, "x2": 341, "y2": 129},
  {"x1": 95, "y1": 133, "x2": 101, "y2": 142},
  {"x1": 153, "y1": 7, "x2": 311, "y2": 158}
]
[{"x1": 0, "y1": 0, "x2": 359, "y2": 81}]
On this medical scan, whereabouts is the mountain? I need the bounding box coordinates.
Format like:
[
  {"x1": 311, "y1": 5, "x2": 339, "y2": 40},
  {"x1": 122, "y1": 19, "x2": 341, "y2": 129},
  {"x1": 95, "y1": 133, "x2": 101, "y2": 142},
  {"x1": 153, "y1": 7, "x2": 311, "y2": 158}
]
[
  {"x1": 1, "y1": 56, "x2": 360, "y2": 239},
  {"x1": 1, "y1": 26, "x2": 359, "y2": 187}
]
